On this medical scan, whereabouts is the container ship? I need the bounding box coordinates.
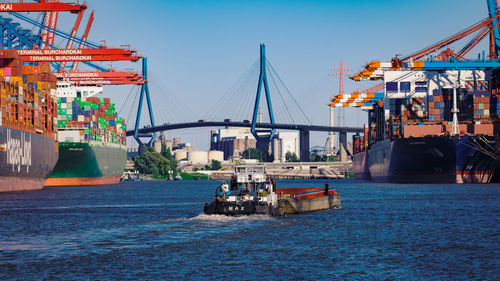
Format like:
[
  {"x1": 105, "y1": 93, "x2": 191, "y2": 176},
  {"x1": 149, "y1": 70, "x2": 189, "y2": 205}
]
[
  {"x1": 0, "y1": 51, "x2": 59, "y2": 192},
  {"x1": 344, "y1": 1, "x2": 500, "y2": 184},
  {"x1": 44, "y1": 82, "x2": 127, "y2": 186},
  {"x1": 350, "y1": 68, "x2": 499, "y2": 184}
]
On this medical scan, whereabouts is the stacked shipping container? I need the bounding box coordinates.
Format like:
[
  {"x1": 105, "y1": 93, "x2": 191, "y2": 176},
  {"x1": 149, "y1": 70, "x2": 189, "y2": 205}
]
[
  {"x1": 0, "y1": 51, "x2": 58, "y2": 139},
  {"x1": 56, "y1": 96, "x2": 126, "y2": 146}
]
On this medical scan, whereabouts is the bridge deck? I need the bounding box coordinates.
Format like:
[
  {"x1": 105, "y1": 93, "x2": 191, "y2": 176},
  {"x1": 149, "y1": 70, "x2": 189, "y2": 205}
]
[{"x1": 126, "y1": 121, "x2": 363, "y2": 136}]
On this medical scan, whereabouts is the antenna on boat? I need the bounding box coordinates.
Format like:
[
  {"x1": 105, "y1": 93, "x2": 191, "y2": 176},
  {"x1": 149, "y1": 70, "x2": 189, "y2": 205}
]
[{"x1": 452, "y1": 72, "x2": 460, "y2": 135}]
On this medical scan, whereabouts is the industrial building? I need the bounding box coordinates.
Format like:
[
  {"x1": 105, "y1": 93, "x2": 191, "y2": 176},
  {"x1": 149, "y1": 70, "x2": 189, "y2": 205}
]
[{"x1": 210, "y1": 127, "x2": 300, "y2": 162}]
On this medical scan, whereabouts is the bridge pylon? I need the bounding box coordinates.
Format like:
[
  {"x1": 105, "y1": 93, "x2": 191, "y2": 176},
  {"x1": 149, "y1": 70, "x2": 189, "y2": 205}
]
[
  {"x1": 251, "y1": 44, "x2": 276, "y2": 142},
  {"x1": 251, "y1": 44, "x2": 276, "y2": 156},
  {"x1": 133, "y1": 57, "x2": 157, "y2": 147}
]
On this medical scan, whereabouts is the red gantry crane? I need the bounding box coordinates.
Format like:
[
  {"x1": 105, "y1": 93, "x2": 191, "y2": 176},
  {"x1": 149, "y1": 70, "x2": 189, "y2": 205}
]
[{"x1": 0, "y1": 0, "x2": 145, "y2": 85}]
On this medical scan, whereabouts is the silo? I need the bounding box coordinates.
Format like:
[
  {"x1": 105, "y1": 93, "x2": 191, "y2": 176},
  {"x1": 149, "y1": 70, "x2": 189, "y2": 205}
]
[
  {"x1": 174, "y1": 149, "x2": 188, "y2": 161},
  {"x1": 153, "y1": 139, "x2": 162, "y2": 153},
  {"x1": 208, "y1": 150, "x2": 224, "y2": 162},
  {"x1": 188, "y1": 150, "x2": 208, "y2": 164}
]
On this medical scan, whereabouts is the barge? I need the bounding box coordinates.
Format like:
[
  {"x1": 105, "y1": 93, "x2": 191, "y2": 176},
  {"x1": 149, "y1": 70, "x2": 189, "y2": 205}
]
[{"x1": 203, "y1": 165, "x2": 341, "y2": 216}]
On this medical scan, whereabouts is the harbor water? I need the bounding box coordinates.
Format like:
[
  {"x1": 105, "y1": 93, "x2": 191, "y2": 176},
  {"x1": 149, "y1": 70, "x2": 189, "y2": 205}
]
[{"x1": 0, "y1": 180, "x2": 499, "y2": 280}]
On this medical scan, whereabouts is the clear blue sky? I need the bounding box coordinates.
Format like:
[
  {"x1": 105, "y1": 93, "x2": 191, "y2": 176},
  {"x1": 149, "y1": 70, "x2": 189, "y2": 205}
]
[{"x1": 55, "y1": 0, "x2": 487, "y2": 149}]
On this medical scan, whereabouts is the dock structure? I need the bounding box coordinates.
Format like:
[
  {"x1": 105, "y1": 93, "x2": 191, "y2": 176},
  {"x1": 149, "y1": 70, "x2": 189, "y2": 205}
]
[{"x1": 207, "y1": 162, "x2": 353, "y2": 180}]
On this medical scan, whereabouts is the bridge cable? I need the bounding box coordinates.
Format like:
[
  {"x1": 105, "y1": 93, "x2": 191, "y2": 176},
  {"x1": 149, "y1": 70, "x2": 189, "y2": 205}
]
[
  {"x1": 125, "y1": 86, "x2": 141, "y2": 131},
  {"x1": 203, "y1": 59, "x2": 259, "y2": 121},
  {"x1": 266, "y1": 63, "x2": 295, "y2": 124},
  {"x1": 229, "y1": 63, "x2": 259, "y2": 121},
  {"x1": 266, "y1": 59, "x2": 312, "y2": 125},
  {"x1": 148, "y1": 73, "x2": 198, "y2": 123},
  {"x1": 118, "y1": 83, "x2": 138, "y2": 115},
  {"x1": 211, "y1": 60, "x2": 258, "y2": 121}
]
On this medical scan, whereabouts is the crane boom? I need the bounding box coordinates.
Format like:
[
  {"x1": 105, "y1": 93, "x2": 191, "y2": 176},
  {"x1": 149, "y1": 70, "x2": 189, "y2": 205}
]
[
  {"x1": 71, "y1": 10, "x2": 93, "y2": 72},
  {"x1": 0, "y1": 1, "x2": 86, "y2": 13},
  {"x1": 487, "y1": 0, "x2": 500, "y2": 57},
  {"x1": 59, "y1": 9, "x2": 84, "y2": 71}
]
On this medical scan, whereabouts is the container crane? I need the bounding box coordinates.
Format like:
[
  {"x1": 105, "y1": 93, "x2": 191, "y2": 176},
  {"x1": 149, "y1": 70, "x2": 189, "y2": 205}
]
[
  {"x1": 350, "y1": 0, "x2": 500, "y2": 82},
  {"x1": 339, "y1": 0, "x2": 500, "y2": 116},
  {"x1": 0, "y1": 1, "x2": 144, "y2": 85},
  {"x1": 0, "y1": 0, "x2": 86, "y2": 13},
  {"x1": 0, "y1": 0, "x2": 155, "y2": 145}
]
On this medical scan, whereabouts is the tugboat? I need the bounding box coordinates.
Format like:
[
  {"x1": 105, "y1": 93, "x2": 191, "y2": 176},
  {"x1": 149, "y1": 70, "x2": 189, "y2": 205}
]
[{"x1": 203, "y1": 165, "x2": 341, "y2": 216}]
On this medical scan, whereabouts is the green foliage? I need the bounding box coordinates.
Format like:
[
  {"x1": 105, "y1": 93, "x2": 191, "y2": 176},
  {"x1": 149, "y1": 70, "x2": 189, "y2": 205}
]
[
  {"x1": 210, "y1": 159, "x2": 222, "y2": 170},
  {"x1": 242, "y1": 148, "x2": 268, "y2": 162},
  {"x1": 285, "y1": 151, "x2": 299, "y2": 162},
  {"x1": 310, "y1": 152, "x2": 321, "y2": 162},
  {"x1": 160, "y1": 145, "x2": 178, "y2": 176},
  {"x1": 327, "y1": 155, "x2": 337, "y2": 162},
  {"x1": 134, "y1": 146, "x2": 172, "y2": 177},
  {"x1": 179, "y1": 172, "x2": 211, "y2": 180}
]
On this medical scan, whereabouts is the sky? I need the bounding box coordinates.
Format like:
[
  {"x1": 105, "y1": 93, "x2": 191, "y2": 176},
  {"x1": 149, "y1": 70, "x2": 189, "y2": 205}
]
[{"x1": 48, "y1": 0, "x2": 487, "y2": 150}]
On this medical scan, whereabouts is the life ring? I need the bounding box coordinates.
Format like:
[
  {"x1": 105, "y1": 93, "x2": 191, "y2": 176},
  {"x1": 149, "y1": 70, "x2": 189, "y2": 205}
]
[{"x1": 243, "y1": 194, "x2": 251, "y2": 201}]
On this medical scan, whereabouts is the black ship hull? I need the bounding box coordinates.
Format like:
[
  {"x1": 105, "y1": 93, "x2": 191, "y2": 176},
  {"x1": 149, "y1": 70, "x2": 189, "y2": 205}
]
[
  {"x1": 353, "y1": 150, "x2": 371, "y2": 180},
  {"x1": 361, "y1": 136, "x2": 499, "y2": 184},
  {"x1": 204, "y1": 200, "x2": 273, "y2": 216},
  {"x1": 0, "y1": 126, "x2": 58, "y2": 192}
]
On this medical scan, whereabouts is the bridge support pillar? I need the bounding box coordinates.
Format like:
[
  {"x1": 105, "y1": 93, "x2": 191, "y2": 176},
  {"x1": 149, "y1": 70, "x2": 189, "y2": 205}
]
[
  {"x1": 299, "y1": 129, "x2": 310, "y2": 162},
  {"x1": 339, "y1": 131, "x2": 347, "y2": 162}
]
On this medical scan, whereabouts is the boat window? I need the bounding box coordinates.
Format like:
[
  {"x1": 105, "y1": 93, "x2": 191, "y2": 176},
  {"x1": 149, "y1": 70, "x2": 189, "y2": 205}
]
[
  {"x1": 400, "y1": 82, "x2": 410, "y2": 92},
  {"x1": 386, "y1": 82, "x2": 398, "y2": 92}
]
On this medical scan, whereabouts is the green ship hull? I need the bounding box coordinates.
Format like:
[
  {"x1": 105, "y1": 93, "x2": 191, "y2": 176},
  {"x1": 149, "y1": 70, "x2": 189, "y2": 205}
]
[{"x1": 46, "y1": 142, "x2": 126, "y2": 186}]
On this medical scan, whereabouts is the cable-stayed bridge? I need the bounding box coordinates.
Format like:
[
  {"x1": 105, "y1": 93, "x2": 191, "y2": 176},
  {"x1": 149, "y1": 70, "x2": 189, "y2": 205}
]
[{"x1": 125, "y1": 44, "x2": 363, "y2": 161}]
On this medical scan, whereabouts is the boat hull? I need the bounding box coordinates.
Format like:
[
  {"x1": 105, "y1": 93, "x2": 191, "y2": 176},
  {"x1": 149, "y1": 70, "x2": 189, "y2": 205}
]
[
  {"x1": 204, "y1": 190, "x2": 341, "y2": 216},
  {"x1": 361, "y1": 136, "x2": 499, "y2": 183},
  {"x1": 45, "y1": 142, "x2": 126, "y2": 187},
  {"x1": 0, "y1": 126, "x2": 58, "y2": 192},
  {"x1": 353, "y1": 150, "x2": 371, "y2": 180},
  {"x1": 280, "y1": 192, "x2": 341, "y2": 214},
  {"x1": 203, "y1": 200, "x2": 273, "y2": 216}
]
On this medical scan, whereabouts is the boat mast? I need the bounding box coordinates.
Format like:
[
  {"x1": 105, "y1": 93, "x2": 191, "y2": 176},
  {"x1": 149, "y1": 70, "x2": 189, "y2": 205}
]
[{"x1": 452, "y1": 72, "x2": 460, "y2": 135}]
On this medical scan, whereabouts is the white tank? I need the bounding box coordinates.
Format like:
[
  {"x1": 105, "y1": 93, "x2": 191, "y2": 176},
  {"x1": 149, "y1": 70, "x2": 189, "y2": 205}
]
[
  {"x1": 208, "y1": 150, "x2": 224, "y2": 162},
  {"x1": 188, "y1": 150, "x2": 208, "y2": 164},
  {"x1": 174, "y1": 149, "x2": 188, "y2": 161}
]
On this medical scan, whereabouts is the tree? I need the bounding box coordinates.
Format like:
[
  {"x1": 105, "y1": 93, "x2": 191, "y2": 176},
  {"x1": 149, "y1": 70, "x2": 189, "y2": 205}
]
[
  {"x1": 210, "y1": 159, "x2": 222, "y2": 170},
  {"x1": 327, "y1": 155, "x2": 337, "y2": 162},
  {"x1": 161, "y1": 144, "x2": 172, "y2": 159},
  {"x1": 310, "y1": 152, "x2": 321, "y2": 162},
  {"x1": 134, "y1": 146, "x2": 172, "y2": 177},
  {"x1": 285, "y1": 151, "x2": 299, "y2": 162}
]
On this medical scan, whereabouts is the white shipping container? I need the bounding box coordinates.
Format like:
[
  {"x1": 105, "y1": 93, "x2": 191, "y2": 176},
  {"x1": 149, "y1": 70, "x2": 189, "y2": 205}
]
[{"x1": 78, "y1": 115, "x2": 84, "y2": 122}]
